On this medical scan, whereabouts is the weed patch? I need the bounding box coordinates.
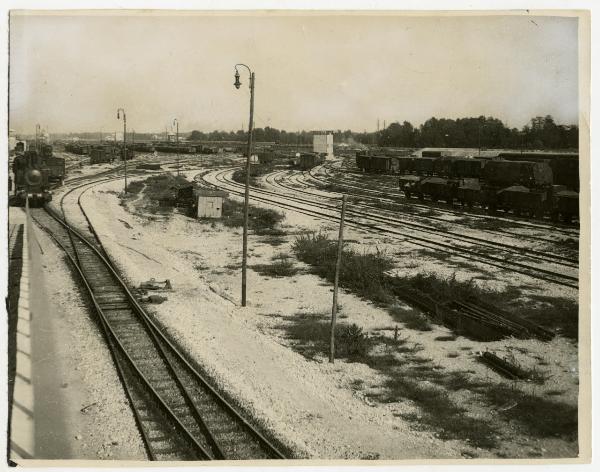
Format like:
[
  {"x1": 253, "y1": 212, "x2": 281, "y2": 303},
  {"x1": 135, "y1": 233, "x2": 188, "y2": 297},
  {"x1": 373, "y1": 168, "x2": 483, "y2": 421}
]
[
  {"x1": 388, "y1": 305, "x2": 432, "y2": 331},
  {"x1": 479, "y1": 383, "x2": 577, "y2": 440},
  {"x1": 221, "y1": 198, "x2": 285, "y2": 234},
  {"x1": 279, "y1": 313, "x2": 374, "y2": 362},
  {"x1": 375, "y1": 375, "x2": 498, "y2": 448},
  {"x1": 252, "y1": 253, "x2": 300, "y2": 278}
]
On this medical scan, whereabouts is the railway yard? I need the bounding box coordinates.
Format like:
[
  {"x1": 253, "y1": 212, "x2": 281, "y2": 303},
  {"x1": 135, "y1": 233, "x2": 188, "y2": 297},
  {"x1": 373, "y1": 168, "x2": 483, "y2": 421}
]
[{"x1": 7, "y1": 146, "x2": 582, "y2": 461}]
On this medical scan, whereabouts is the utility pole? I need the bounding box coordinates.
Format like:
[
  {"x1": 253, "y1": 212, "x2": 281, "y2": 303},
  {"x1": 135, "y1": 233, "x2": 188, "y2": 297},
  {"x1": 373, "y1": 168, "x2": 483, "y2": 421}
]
[
  {"x1": 330, "y1": 194, "x2": 348, "y2": 364},
  {"x1": 234, "y1": 64, "x2": 255, "y2": 307},
  {"x1": 117, "y1": 108, "x2": 127, "y2": 193},
  {"x1": 173, "y1": 119, "x2": 180, "y2": 176}
]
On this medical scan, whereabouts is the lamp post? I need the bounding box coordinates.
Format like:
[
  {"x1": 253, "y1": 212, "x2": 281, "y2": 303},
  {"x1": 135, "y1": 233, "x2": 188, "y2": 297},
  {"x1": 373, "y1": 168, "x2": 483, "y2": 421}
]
[
  {"x1": 117, "y1": 108, "x2": 127, "y2": 193},
  {"x1": 173, "y1": 118, "x2": 180, "y2": 176},
  {"x1": 234, "y1": 63, "x2": 255, "y2": 307},
  {"x1": 477, "y1": 119, "x2": 484, "y2": 157}
]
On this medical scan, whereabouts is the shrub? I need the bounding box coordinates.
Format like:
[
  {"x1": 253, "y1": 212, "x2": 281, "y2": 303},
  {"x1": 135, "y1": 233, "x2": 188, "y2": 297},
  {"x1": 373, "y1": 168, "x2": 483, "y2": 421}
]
[
  {"x1": 252, "y1": 253, "x2": 300, "y2": 277},
  {"x1": 232, "y1": 162, "x2": 275, "y2": 186},
  {"x1": 221, "y1": 198, "x2": 285, "y2": 234},
  {"x1": 293, "y1": 232, "x2": 393, "y2": 304}
]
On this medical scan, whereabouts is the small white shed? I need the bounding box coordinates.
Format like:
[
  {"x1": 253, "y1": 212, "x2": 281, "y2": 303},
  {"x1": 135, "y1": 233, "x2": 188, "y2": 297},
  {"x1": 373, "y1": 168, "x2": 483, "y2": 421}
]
[{"x1": 196, "y1": 189, "x2": 229, "y2": 218}]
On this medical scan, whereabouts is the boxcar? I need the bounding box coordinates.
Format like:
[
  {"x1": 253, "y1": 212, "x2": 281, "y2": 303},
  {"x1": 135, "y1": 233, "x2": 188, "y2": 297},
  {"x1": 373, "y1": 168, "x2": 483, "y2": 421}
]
[
  {"x1": 413, "y1": 157, "x2": 436, "y2": 175},
  {"x1": 416, "y1": 177, "x2": 458, "y2": 203},
  {"x1": 452, "y1": 158, "x2": 483, "y2": 179},
  {"x1": 481, "y1": 160, "x2": 553, "y2": 187},
  {"x1": 496, "y1": 185, "x2": 549, "y2": 218},
  {"x1": 550, "y1": 158, "x2": 579, "y2": 191},
  {"x1": 396, "y1": 157, "x2": 414, "y2": 174},
  {"x1": 45, "y1": 156, "x2": 66, "y2": 184},
  {"x1": 90, "y1": 146, "x2": 114, "y2": 164}
]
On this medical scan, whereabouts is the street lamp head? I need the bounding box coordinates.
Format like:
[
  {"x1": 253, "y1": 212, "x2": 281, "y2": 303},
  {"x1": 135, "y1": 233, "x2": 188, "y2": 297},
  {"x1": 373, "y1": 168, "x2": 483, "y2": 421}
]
[{"x1": 234, "y1": 69, "x2": 241, "y2": 89}]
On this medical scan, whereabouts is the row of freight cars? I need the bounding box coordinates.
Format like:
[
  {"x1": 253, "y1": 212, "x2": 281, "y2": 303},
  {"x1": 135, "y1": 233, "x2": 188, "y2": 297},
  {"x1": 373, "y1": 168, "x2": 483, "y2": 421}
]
[
  {"x1": 356, "y1": 151, "x2": 579, "y2": 223},
  {"x1": 64, "y1": 142, "x2": 225, "y2": 156},
  {"x1": 65, "y1": 142, "x2": 135, "y2": 162},
  {"x1": 11, "y1": 144, "x2": 66, "y2": 205},
  {"x1": 257, "y1": 150, "x2": 325, "y2": 170}
]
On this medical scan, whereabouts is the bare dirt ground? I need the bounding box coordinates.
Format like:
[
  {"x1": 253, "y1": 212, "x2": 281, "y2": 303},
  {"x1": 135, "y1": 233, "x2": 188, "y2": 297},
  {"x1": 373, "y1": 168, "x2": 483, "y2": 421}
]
[{"x1": 72, "y1": 170, "x2": 580, "y2": 460}]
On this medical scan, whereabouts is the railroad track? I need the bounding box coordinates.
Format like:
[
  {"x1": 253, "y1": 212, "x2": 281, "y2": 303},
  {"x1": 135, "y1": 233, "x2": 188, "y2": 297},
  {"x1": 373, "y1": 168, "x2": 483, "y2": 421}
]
[
  {"x1": 202, "y1": 168, "x2": 578, "y2": 289},
  {"x1": 29, "y1": 174, "x2": 287, "y2": 461},
  {"x1": 309, "y1": 159, "x2": 581, "y2": 237},
  {"x1": 263, "y1": 169, "x2": 578, "y2": 264}
]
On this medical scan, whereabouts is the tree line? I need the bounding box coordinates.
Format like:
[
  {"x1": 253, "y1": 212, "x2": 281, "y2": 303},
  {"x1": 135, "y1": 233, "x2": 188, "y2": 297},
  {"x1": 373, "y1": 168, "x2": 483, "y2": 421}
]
[
  {"x1": 187, "y1": 115, "x2": 577, "y2": 150},
  {"x1": 52, "y1": 114, "x2": 577, "y2": 151},
  {"x1": 370, "y1": 115, "x2": 578, "y2": 150}
]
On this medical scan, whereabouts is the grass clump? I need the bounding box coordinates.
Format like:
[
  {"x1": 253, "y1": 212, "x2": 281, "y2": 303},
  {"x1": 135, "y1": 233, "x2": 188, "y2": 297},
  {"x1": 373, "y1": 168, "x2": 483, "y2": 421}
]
[
  {"x1": 232, "y1": 162, "x2": 275, "y2": 186},
  {"x1": 293, "y1": 232, "x2": 393, "y2": 304},
  {"x1": 377, "y1": 375, "x2": 499, "y2": 448},
  {"x1": 221, "y1": 198, "x2": 285, "y2": 235},
  {"x1": 480, "y1": 383, "x2": 577, "y2": 440},
  {"x1": 388, "y1": 305, "x2": 432, "y2": 331},
  {"x1": 130, "y1": 173, "x2": 192, "y2": 213},
  {"x1": 126, "y1": 180, "x2": 145, "y2": 194},
  {"x1": 280, "y1": 313, "x2": 374, "y2": 362},
  {"x1": 142, "y1": 173, "x2": 191, "y2": 202},
  {"x1": 252, "y1": 253, "x2": 300, "y2": 278}
]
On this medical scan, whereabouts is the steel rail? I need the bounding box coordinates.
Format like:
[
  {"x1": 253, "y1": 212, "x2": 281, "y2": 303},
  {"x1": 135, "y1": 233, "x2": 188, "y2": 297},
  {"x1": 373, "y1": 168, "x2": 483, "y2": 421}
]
[
  {"x1": 72, "y1": 181, "x2": 286, "y2": 460},
  {"x1": 310, "y1": 159, "x2": 581, "y2": 236},
  {"x1": 31, "y1": 209, "x2": 213, "y2": 460},
  {"x1": 264, "y1": 169, "x2": 577, "y2": 267},
  {"x1": 201, "y1": 169, "x2": 578, "y2": 289},
  {"x1": 39, "y1": 177, "x2": 288, "y2": 460}
]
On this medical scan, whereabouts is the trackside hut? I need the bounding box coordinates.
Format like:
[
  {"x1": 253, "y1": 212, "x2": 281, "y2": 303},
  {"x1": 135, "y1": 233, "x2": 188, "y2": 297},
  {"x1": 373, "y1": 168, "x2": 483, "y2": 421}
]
[{"x1": 196, "y1": 189, "x2": 229, "y2": 218}]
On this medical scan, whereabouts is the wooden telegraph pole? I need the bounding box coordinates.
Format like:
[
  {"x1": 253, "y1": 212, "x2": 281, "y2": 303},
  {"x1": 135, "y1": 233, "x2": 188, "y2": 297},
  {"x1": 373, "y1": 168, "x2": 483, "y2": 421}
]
[{"x1": 329, "y1": 194, "x2": 348, "y2": 363}]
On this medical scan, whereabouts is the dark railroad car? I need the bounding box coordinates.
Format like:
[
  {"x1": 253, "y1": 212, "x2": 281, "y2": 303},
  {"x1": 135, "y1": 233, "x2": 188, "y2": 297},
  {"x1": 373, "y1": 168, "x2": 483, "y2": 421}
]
[
  {"x1": 90, "y1": 146, "x2": 114, "y2": 164},
  {"x1": 396, "y1": 156, "x2": 414, "y2": 174},
  {"x1": 416, "y1": 177, "x2": 458, "y2": 203},
  {"x1": 497, "y1": 152, "x2": 578, "y2": 162},
  {"x1": 496, "y1": 185, "x2": 550, "y2": 218},
  {"x1": 433, "y1": 157, "x2": 454, "y2": 177},
  {"x1": 368, "y1": 156, "x2": 393, "y2": 173},
  {"x1": 481, "y1": 160, "x2": 553, "y2": 187},
  {"x1": 355, "y1": 151, "x2": 370, "y2": 171},
  {"x1": 398, "y1": 175, "x2": 422, "y2": 198},
  {"x1": 65, "y1": 143, "x2": 89, "y2": 155},
  {"x1": 413, "y1": 157, "x2": 436, "y2": 175},
  {"x1": 298, "y1": 152, "x2": 324, "y2": 170},
  {"x1": 452, "y1": 158, "x2": 483, "y2": 179},
  {"x1": 550, "y1": 158, "x2": 579, "y2": 191},
  {"x1": 422, "y1": 150, "x2": 443, "y2": 158},
  {"x1": 553, "y1": 189, "x2": 579, "y2": 223},
  {"x1": 45, "y1": 156, "x2": 66, "y2": 184},
  {"x1": 456, "y1": 180, "x2": 483, "y2": 208}
]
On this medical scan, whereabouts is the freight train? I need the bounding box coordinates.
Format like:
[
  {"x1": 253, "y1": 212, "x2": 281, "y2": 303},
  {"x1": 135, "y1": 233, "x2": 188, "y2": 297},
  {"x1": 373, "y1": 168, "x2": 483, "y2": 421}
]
[
  {"x1": 356, "y1": 151, "x2": 579, "y2": 223},
  {"x1": 11, "y1": 144, "x2": 65, "y2": 206},
  {"x1": 153, "y1": 143, "x2": 197, "y2": 154}
]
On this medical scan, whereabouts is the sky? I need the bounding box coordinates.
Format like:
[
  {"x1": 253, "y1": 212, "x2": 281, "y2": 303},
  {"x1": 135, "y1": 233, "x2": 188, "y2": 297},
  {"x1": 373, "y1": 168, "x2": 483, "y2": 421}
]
[{"x1": 8, "y1": 12, "x2": 579, "y2": 135}]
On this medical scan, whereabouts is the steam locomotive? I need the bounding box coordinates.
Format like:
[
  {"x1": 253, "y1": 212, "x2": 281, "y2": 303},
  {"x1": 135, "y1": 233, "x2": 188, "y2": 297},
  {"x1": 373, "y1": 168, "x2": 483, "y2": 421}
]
[{"x1": 11, "y1": 144, "x2": 65, "y2": 206}]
